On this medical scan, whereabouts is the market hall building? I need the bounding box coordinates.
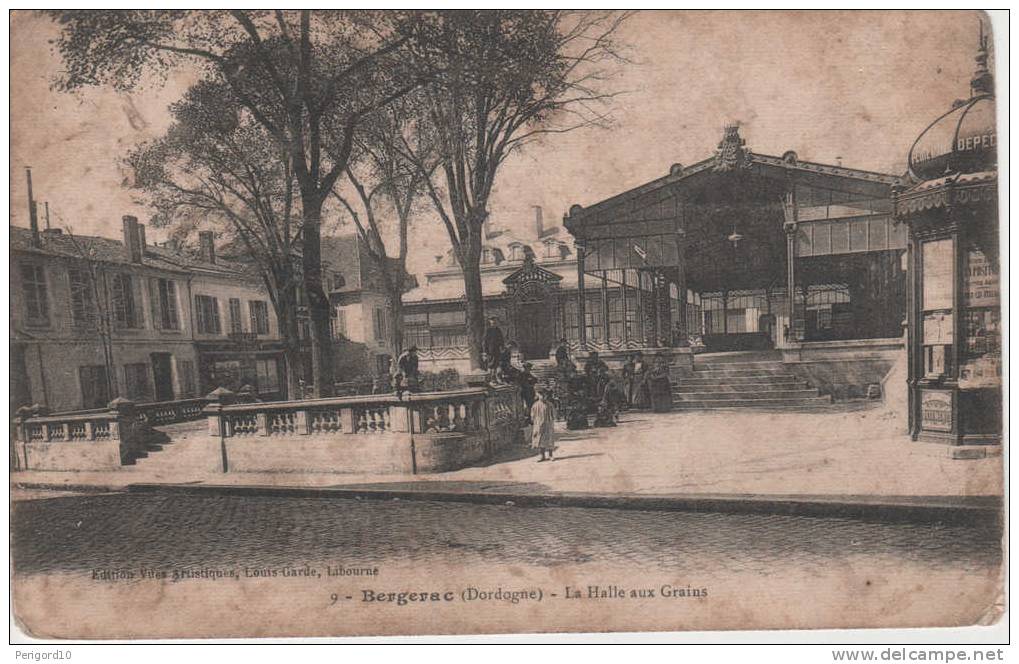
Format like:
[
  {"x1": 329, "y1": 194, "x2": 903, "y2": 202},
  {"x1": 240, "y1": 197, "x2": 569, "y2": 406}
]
[
  {"x1": 563, "y1": 125, "x2": 907, "y2": 367},
  {"x1": 402, "y1": 124, "x2": 910, "y2": 402}
]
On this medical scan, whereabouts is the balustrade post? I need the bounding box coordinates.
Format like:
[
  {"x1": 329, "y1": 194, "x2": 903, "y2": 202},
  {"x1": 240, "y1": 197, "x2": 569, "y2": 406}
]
[
  {"x1": 203, "y1": 387, "x2": 235, "y2": 438},
  {"x1": 339, "y1": 407, "x2": 355, "y2": 434},
  {"x1": 389, "y1": 403, "x2": 412, "y2": 433},
  {"x1": 62, "y1": 423, "x2": 71, "y2": 441},
  {"x1": 84, "y1": 421, "x2": 94, "y2": 441},
  {"x1": 14, "y1": 407, "x2": 31, "y2": 442},
  {"x1": 296, "y1": 410, "x2": 310, "y2": 435},
  {"x1": 256, "y1": 413, "x2": 269, "y2": 436},
  {"x1": 107, "y1": 397, "x2": 136, "y2": 442}
]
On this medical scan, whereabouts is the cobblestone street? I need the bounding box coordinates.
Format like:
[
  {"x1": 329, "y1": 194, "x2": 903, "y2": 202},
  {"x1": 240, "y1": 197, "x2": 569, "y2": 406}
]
[
  {"x1": 12, "y1": 491, "x2": 1004, "y2": 637},
  {"x1": 14, "y1": 492, "x2": 1001, "y2": 576}
]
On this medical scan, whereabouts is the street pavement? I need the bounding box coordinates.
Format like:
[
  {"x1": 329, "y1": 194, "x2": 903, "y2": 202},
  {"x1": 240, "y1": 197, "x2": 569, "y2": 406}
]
[
  {"x1": 12, "y1": 402, "x2": 1002, "y2": 510},
  {"x1": 11, "y1": 490, "x2": 1004, "y2": 637}
]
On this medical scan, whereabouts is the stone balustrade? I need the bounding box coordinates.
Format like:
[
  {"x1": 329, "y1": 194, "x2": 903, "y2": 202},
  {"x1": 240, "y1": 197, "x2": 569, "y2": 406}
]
[
  {"x1": 13, "y1": 395, "x2": 219, "y2": 471},
  {"x1": 12, "y1": 385, "x2": 528, "y2": 475},
  {"x1": 205, "y1": 385, "x2": 527, "y2": 474},
  {"x1": 12, "y1": 398, "x2": 142, "y2": 471}
]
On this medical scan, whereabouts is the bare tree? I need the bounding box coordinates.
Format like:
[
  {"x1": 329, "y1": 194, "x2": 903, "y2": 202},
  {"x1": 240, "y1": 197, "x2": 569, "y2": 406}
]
[
  {"x1": 64, "y1": 230, "x2": 120, "y2": 404},
  {"x1": 395, "y1": 10, "x2": 632, "y2": 368},
  {"x1": 48, "y1": 10, "x2": 423, "y2": 396},
  {"x1": 127, "y1": 80, "x2": 306, "y2": 398},
  {"x1": 331, "y1": 97, "x2": 440, "y2": 359}
]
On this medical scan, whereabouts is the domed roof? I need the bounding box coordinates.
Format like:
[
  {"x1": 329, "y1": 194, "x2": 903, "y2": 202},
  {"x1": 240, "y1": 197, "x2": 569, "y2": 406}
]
[
  {"x1": 907, "y1": 29, "x2": 997, "y2": 182},
  {"x1": 908, "y1": 95, "x2": 996, "y2": 181}
]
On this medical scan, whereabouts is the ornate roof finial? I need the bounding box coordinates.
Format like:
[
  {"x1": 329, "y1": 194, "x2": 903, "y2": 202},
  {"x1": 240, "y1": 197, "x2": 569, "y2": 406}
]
[
  {"x1": 971, "y1": 18, "x2": 994, "y2": 97},
  {"x1": 713, "y1": 123, "x2": 753, "y2": 172}
]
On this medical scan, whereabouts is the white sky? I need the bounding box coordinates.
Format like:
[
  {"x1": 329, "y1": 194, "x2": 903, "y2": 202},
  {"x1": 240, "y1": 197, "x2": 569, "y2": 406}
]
[{"x1": 9, "y1": 10, "x2": 995, "y2": 277}]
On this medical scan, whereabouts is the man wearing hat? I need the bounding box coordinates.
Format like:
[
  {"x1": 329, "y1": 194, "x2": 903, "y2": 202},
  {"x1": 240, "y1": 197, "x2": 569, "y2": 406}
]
[
  {"x1": 482, "y1": 316, "x2": 505, "y2": 374},
  {"x1": 396, "y1": 345, "x2": 421, "y2": 392}
]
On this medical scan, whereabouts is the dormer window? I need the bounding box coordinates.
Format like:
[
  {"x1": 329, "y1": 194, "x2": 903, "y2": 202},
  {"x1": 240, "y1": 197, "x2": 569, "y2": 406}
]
[
  {"x1": 482, "y1": 248, "x2": 493, "y2": 264},
  {"x1": 544, "y1": 240, "x2": 561, "y2": 259}
]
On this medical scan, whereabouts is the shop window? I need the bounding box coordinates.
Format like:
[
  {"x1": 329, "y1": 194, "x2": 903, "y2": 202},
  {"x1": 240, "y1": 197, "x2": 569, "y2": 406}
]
[
  {"x1": 211, "y1": 360, "x2": 242, "y2": 391},
  {"x1": 177, "y1": 359, "x2": 197, "y2": 398},
  {"x1": 195, "y1": 295, "x2": 222, "y2": 334},
  {"x1": 256, "y1": 359, "x2": 280, "y2": 393},
  {"x1": 21, "y1": 263, "x2": 49, "y2": 326},
  {"x1": 921, "y1": 239, "x2": 955, "y2": 378},
  {"x1": 959, "y1": 247, "x2": 1000, "y2": 388},
  {"x1": 78, "y1": 365, "x2": 111, "y2": 410},
  {"x1": 123, "y1": 363, "x2": 153, "y2": 401}
]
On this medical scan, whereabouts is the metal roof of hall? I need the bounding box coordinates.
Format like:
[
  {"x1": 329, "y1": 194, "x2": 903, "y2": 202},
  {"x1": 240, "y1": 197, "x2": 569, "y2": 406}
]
[{"x1": 565, "y1": 126, "x2": 902, "y2": 228}]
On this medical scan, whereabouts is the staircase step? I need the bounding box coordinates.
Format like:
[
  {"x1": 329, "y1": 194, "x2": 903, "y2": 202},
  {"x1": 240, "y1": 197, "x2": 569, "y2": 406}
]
[
  {"x1": 673, "y1": 389, "x2": 820, "y2": 401},
  {"x1": 690, "y1": 368, "x2": 796, "y2": 378},
  {"x1": 696, "y1": 361, "x2": 786, "y2": 371},
  {"x1": 671, "y1": 395, "x2": 833, "y2": 409},
  {"x1": 676, "y1": 376, "x2": 806, "y2": 387}
]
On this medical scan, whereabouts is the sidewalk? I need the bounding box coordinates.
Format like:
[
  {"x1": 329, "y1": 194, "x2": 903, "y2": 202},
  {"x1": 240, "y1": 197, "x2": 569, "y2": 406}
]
[{"x1": 13, "y1": 402, "x2": 1002, "y2": 519}]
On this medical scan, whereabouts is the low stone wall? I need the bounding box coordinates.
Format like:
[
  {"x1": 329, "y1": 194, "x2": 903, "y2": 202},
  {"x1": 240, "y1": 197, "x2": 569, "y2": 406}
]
[
  {"x1": 223, "y1": 434, "x2": 417, "y2": 474},
  {"x1": 219, "y1": 429, "x2": 516, "y2": 475},
  {"x1": 207, "y1": 384, "x2": 527, "y2": 475},
  {"x1": 16, "y1": 439, "x2": 122, "y2": 471},
  {"x1": 781, "y1": 338, "x2": 905, "y2": 401}
]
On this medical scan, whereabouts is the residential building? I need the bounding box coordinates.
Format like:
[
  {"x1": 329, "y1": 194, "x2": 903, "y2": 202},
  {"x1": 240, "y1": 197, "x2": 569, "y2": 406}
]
[{"x1": 10, "y1": 217, "x2": 286, "y2": 413}]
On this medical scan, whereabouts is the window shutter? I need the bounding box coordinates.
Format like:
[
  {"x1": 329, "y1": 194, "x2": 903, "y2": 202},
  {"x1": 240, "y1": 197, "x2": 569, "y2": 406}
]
[
  {"x1": 149, "y1": 278, "x2": 161, "y2": 329},
  {"x1": 211, "y1": 298, "x2": 221, "y2": 334},
  {"x1": 195, "y1": 296, "x2": 206, "y2": 333},
  {"x1": 165, "y1": 280, "x2": 179, "y2": 330},
  {"x1": 249, "y1": 302, "x2": 258, "y2": 336}
]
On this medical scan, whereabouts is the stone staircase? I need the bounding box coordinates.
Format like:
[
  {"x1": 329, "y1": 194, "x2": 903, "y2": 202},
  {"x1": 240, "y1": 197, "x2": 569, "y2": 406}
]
[
  {"x1": 126, "y1": 420, "x2": 222, "y2": 473},
  {"x1": 672, "y1": 352, "x2": 832, "y2": 410},
  {"x1": 528, "y1": 359, "x2": 559, "y2": 382}
]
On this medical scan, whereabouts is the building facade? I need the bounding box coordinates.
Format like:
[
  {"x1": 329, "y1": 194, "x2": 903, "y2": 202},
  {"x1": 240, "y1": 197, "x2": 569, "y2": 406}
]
[
  {"x1": 10, "y1": 217, "x2": 286, "y2": 413},
  {"x1": 895, "y1": 33, "x2": 1000, "y2": 446},
  {"x1": 322, "y1": 234, "x2": 415, "y2": 382},
  {"x1": 401, "y1": 208, "x2": 578, "y2": 373},
  {"x1": 563, "y1": 126, "x2": 907, "y2": 358},
  {"x1": 403, "y1": 133, "x2": 909, "y2": 375}
]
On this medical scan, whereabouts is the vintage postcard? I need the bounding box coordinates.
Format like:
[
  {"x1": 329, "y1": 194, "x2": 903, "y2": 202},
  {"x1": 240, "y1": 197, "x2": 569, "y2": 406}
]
[{"x1": 9, "y1": 10, "x2": 1004, "y2": 640}]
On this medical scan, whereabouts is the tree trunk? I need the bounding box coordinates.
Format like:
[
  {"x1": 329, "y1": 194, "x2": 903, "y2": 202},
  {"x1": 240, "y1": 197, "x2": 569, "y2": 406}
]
[
  {"x1": 301, "y1": 195, "x2": 334, "y2": 397},
  {"x1": 461, "y1": 258, "x2": 485, "y2": 371},
  {"x1": 277, "y1": 295, "x2": 303, "y2": 400},
  {"x1": 388, "y1": 284, "x2": 404, "y2": 361}
]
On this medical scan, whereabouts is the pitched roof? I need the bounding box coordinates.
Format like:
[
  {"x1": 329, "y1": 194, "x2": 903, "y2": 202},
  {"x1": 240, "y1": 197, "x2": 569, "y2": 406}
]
[{"x1": 10, "y1": 225, "x2": 254, "y2": 279}]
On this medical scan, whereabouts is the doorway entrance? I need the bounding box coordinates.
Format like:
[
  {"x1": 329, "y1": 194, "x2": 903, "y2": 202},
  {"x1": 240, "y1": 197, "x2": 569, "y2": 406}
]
[
  {"x1": 151, "y1": 353, "x2": 175, "y2": 402},
  {"x1": 517, "y1": 299, "x2": 553, "y2": 360}
]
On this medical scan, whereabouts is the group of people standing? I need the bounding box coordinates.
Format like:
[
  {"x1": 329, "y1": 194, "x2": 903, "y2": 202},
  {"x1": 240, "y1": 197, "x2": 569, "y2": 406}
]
[{"x1": 382, "y1": 317, "x2": 667, "y2": 463}]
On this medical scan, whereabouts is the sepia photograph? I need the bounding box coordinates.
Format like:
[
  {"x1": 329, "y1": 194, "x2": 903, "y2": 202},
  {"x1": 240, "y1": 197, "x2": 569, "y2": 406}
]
[{"x1": 8, "y1": 9, "x2": 1005, "y2": 642}]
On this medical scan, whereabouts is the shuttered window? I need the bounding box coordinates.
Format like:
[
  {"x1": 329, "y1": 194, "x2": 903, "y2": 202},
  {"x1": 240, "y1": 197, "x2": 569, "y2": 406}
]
[
  {"x1": 22, "y1": 264, "x2": 49, "y2": 325},
  {"x1": 194, "y1": 295, "x2": 222, "y2": 334}
]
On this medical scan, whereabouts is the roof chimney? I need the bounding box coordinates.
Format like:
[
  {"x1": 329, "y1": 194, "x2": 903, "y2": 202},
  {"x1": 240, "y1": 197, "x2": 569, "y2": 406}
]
[
  {"x1": 25, "y1": 168, "x2": 39, "y2": 248},
  {"x1": 199, "y1": 231, "x2": 216, "y2": 264},
  {"x1": 122, "y1": 215, "x2": 142, "y2": 263},
  {"x1": 137, "y1": 223, "x2": 147, "y2": 255},
  {"x1": 533, "y1": 206, "x2": 544, "y2": 237}
]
